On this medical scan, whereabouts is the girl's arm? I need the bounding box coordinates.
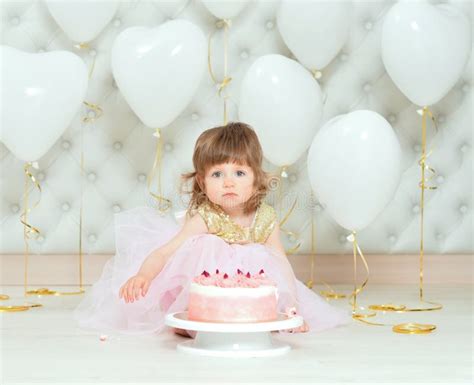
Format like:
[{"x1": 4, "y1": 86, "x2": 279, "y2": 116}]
[
  {"x1": 136, "y1": 213, "x2": 207, "y2": 279},
  {"x1": 264, "y1": 221, "x2": 299, "y2": 309},
  {"x1": 119, "y1": 213, "x2": 207, "y2": 302}
]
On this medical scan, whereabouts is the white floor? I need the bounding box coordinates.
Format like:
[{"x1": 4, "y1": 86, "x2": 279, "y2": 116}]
[{"x1": 1, "y1": 284, "x2": 472, "y2": 384}]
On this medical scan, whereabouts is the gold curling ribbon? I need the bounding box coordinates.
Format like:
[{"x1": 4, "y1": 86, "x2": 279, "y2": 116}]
[
  {"x1": 365, "y1": 107, "x2": 440, "y2": 334},
  {"x1": 275, "y1": 166, "x2": 301, "y2": 255},
  {"x1": 393, "y1": 323, "x2": 436, "y2": 334},
  {"x1": 6, "y1": 162, "x2": 43, "y2": 311},
  {"x1": 305, "y1": 191, "x2": 316, "y2": 289},
  {"x1": 307, "y1": 191, "x2": 347, "y2": 298},
  {"x1": 27, "y1": 102, "x2": 102, "y2": 297},
  {"x1": 346, "y1": 232, "x2": 384, "y2": 326},
  {"x1": 147, "y1": 128, "x2": 172, "y2": 214},
  {"x1": 208, "y1": 19, "x2": 233, "y2": 124},
  {"x1": 21, "y1": 163, "x2": 42, "y2": 304}
]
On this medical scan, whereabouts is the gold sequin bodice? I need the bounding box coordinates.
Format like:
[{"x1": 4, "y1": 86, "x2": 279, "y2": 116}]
[{"x1": 196, "y1": 201, "x2": 277, "y2": 244}]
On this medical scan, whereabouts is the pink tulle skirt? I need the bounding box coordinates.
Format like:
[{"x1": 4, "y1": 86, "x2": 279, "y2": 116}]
[{"x1": 74, "y1": 207, "x2": 351, "y2": 335}]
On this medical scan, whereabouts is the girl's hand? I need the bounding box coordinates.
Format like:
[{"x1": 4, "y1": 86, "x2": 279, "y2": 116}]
[{"x1": 119, "y1": 274, "x2": 151, "y2": 303}]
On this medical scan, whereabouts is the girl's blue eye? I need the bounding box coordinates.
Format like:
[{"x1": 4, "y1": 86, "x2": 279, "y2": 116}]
[
  {"x1": 212, "y1": 171, "x2": 222, "y2": 177},
  {"x1": 236, "y1": 171, "x2": 245, "y2": 176}
]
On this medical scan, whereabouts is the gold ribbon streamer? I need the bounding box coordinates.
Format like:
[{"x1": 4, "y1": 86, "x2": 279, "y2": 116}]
[
  {"x1": 15, "y1": 162, "x2": 42, "y2": 310},
  {"x1": 305, "y1": 192, "x2": 316, "y2": 289},
  {"x1": 147, "y1": 128, "x2": 172, "y2": 214},
  {"x1": 346, "y1": 232, "x2": 384, "y2": 325},
  {"x1": 364, "y1": 107, "x2": 441, "y2": 334},
  {"x1": 208, "y1": 19, "x2": 233, "y2": 124},
  {"x1": 276, "y1": 166, "x2": 301, "y2": 254}
]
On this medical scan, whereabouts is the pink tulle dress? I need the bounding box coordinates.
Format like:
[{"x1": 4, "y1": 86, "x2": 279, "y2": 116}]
[{"x1": 74, "y1": 201, "x2": 351, "y2": 335}]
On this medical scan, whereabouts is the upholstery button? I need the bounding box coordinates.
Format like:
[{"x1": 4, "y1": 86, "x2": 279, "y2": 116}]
[
  {"x1": 11, "y1": 17, "x2": 20, "y2": 26},
  {"x1": 61, "y1": 140, "x2": 71, "y2": 150},
  {"x1": 340, "y1": 53, "x2": 348, "y2": 62},
  {"x1": 288, "y1": 173, "x2": 297, "y2": 183},
  {"x1": 459, "y1": 205, "x2": 468, "y2": 214},
  {"x1": 339, "y1": 234, "x2": 347, "y2": 243},
  {"x1": 388, "y1": 114, "x2": 396, "y2": 123},
  {"x1": 38, "y1": 48, "x2": 46, "y2": 53},
  {"x1": 87, "y1": 110, "x2": 96, "y2": 119},
  {"x1": 436, "y1": 233, "x2": 444, "y2": 241},
  {"x1": 88, "y1": 172, "x2": 97, "y2": 182},
  {"x1": 287, "y1": 233, "x2": 296, "y2": 243},
  {"x1": 436, "y1": 175, "x2": 444, "y2": 184},
  {"x1": 191, "y1": 113, "x2": 199, "y2": 121},
  {"x1": 240, "y1": 50, "x2": 249, "y2": 59},
  {"x1": 412, "y1": 204, "x2": 420, "y2": 214},
  {"x1": 37, "y1": 235, "x2": 45, "y2": 243},
  {"x1": 314, "y1": 204, "x2": 323, "y2": 212},
  {"x1": 10, "y1": 204, "x2": 20, "y2": 213},
  {"x1": 89, "y1": 49, "x2": 97, "y2": 57},
  {"x1": 437, "y1": 114, "x2": 445, "y2": 123},
  {"x1": 363, "y1": 83, "x2": 371, "y2": 93},
  {"x1": 164, "y1": 143, "x2": 173, "y2": 152},
  {"x1": 61, "y1": 202, "x2": 70, "y2": 212},
  {"x1": 388, "y1": 234, "x2": 397, "y2": 243},
  {"x1": 88, "y1": 234, "x2": 97, "y2": 243},
  {"x1": 138, "y1": 173, "x2": 147, "y2": 182},
  {"x1": 113, "y1": 18, "x2": 121, "y2": 27},
  {"x1": 113, "y1": 141, "x2": 122, "y2": 151},
  {"x1": 413, "y1": 143, "x2": 421, "y2": 153},
  {"x1": 460, "y1": 143, "x2": 469, "y2": 153},
  {"x1": 266, "y1": 20, "x2": 274, "y2": 30},
  {"x1": 37, "y1": 172, "x2": 45, "y2": 181},
  {"x1": 364, "y1": 21, "x2": 373, "y2": 30}
]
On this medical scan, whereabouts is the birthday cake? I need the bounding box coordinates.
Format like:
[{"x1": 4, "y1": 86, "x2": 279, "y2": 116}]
[{"x1": 188, "y1": 269, "x2": 278, "y2": 323}]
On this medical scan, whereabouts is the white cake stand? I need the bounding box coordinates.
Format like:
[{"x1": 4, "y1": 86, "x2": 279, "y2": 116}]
[{"x1": 165, "y1": 311, "x2": 303, "y2": 358}]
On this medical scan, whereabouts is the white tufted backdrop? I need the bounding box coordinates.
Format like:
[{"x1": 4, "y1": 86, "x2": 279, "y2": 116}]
[{"x1": 0, "y1": 0, "x2": 472, "y2": 257}]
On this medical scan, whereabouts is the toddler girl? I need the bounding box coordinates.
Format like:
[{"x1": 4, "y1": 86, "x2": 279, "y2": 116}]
[{"x1": 74, "y1": 122, "x2": 350, "y2": 336}]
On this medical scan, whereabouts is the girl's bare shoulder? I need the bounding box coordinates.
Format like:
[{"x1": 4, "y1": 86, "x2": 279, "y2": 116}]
[{"x1": 182, "y1": 212, "x2": 208, "y2": 236}]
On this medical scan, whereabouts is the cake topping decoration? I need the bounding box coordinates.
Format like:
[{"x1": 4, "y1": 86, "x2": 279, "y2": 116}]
[
  {"x1": 193, "y1": 269, "x2": 275, "y2": 287},
  {"x1": 215, "y1": 269, "x2": 219, "y2": 274}
]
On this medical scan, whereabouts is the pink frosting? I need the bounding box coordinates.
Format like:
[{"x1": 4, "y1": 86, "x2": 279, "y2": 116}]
[{"x1": 193, "y1": 270, "x2": 276, "y2": 288}]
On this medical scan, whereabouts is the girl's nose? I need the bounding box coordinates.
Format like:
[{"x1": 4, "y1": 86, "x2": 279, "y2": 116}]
[{"x1": 223, "y1": 177, "x2": 235, "y2": 187}]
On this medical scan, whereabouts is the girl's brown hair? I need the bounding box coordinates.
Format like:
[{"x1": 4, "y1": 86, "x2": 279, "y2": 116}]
[{"x1": 181, "y1": 121, "x2": 270, "y2": 215}]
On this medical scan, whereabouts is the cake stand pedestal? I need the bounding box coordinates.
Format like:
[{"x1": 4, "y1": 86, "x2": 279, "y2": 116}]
[{"x1": 165, "y1": 311, "x2": 303, "y2": 357}]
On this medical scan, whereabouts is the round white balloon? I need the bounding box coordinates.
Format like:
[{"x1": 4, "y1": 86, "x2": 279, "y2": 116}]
[
  {"x1": 0, "y1": 46, "x2": 88, "y2": 163},
  {"x1": 382, "y1": 1, "x2": 471, "y2": 106},
  {"x1": 239, "y1": 54, "x2": 322, "y2": 166},
  {"x1": 202, "y1": 0, "x2": 250, "y2": 20},
  {"x1": 111, "y1": 20, "x2": 207, "y2": 128},
  {"x1": 307, "y1": 110, "x2": 402, "y2": 232},
  {"x1": 277, "y1": 0, "x2": 352, "y2": 70},
  {"x1": 45, "y1": 0, "x2": 119, "y2": 43}
]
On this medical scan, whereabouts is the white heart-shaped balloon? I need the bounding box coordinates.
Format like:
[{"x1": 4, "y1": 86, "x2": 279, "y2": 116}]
[
  {"x1": 239, "y1": 54, "x2": 322, "y2": 166},
  {"x1": 202, "y1": 0, "x2": 251, "y2": 20},
  {"x1": 45, "y1": 0, "x2": 119, "y2": 43},
  {"x1": 111, "y1": 20, "x2": 207, "y2": 128},
  {"x1": 0, "y1": 46, "x2": 88, "y2": 162},
  {"x1": 382, "y1": 1, "x2": 471, "y2": 106},
  {"x1": 307, "y1": 110, "x2": 401, "y2": 232},
  {"x1": 277, "y1": 0, "x2": 352, "y2": 70}
]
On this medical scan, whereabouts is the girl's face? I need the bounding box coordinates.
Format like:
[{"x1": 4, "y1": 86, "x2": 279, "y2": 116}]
[{"x1": 203, "y1": 162, "x2": 255, "y2": 212}]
